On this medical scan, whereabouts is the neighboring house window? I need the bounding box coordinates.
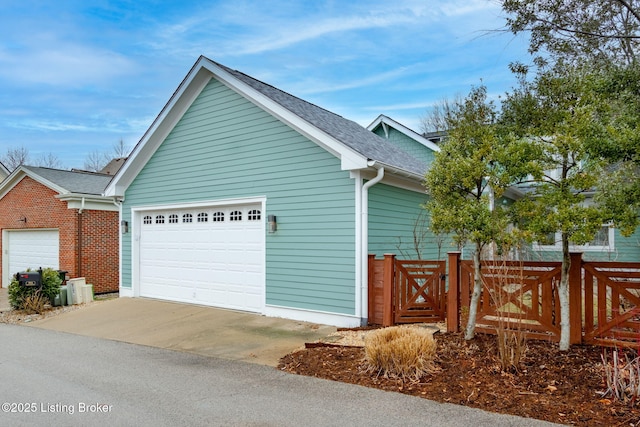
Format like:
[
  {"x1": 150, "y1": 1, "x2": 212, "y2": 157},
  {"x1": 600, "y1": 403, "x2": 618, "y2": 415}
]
[
  {"x1": 155, "y1": 215, "x2": 165, "y2": 224},
  {"x1": 230, "y1": 210, "x2": 242, "y2": 221},
  {"x1": 197, "y1": 212, "x2": 208, "y2": 223},
  {"x1": 534, "y1": 225, "x2": 614, "y2": 252},
  {"x1": 183, "y1": 213, "x2": 193, "y2": 223},
  {"x1": 143, "y1": 215, "x2": 152, "y2": 225},
  {"x1": 248, "y1": 209, "x2": 261, "y2": 220},
  {"x1": 212, "y1": 212, "x2": 224, "y2": 222},
  {"x1": 169, "y1": 214, "x2": 179, "y2": 224}
]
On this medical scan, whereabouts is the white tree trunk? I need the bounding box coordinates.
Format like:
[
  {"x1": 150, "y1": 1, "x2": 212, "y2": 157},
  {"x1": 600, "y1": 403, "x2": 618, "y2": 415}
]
[
  {"x1": 558, "y1": 235, "x2": 571, "y2": 351},
  {"x1": 465, "y1": 245, "x2": 483, "y2": 340}
]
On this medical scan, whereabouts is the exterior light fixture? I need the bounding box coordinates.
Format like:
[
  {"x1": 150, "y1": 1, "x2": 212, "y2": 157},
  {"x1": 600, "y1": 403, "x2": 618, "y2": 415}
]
[
  {"x1": 121, "y1": 220, "x2": 129, "y2": 234},
  {"x1": 267, "y1": 215, "x2": 277, "y2": 233}
]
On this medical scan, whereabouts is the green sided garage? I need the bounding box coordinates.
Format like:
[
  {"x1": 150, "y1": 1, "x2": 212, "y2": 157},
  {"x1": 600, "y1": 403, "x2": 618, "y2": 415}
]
[{"x1": 104, "y1": 56, "x2": 439, "y2": 327}]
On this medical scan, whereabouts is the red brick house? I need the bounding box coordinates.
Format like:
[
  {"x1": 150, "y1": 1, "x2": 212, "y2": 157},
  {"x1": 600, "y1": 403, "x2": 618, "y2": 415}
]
[{"x1": 0, "y1": 166, "x2": 119, "y2": 294}]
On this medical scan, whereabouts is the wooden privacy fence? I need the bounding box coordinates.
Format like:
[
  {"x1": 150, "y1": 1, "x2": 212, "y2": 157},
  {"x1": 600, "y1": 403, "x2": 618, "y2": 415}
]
[
  {"x1": 369, "y1": 252, "x2": 640, "y2": 349},
  {"x1": 368, "y1": 254, "x2": 446, "y2": 326}
]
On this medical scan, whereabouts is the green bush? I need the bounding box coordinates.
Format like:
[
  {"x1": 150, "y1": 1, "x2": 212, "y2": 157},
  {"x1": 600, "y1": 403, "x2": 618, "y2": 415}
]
[{"x1": 8, "y1": 268, "x2": 62, "y2": 310}]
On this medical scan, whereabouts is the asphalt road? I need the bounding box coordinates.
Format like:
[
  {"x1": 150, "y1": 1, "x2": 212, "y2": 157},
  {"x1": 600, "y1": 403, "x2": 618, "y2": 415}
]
[{"x1": 0, "y1": 324, "x2": 559, "y2": 427}]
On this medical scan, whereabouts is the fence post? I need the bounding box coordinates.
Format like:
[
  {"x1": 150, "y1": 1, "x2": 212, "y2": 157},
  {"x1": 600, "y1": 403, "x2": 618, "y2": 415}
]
[
  {"x1": 569, "y1": 252, "x2": 583, "y2": 345},
  {"x1": 382, "y1": 254, "x2": 395, "y2": 327},
  {"x1": 367, "y1": 254, "x2": 375, "y2": 325},
  {"x1": 447, "y1": 251, "x2": 461, "y2": 333}
]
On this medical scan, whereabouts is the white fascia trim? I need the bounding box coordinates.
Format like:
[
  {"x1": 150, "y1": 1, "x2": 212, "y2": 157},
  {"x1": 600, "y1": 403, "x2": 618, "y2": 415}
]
[
  {"x1": 367, "y1": 114, "x2": 441, "y2": 153},
  {"x1": 201, "y1": 59, "x2": 368, "y2": 171},
  {"x1": 360, "y1": 169, "x2": 425, "y2": 193},
  {"x1": 57, "y1": 193, "x2": 120, "y2": 211},
  {"x1": 264, "y1": 305, "x2": 361, "y2": 328}
]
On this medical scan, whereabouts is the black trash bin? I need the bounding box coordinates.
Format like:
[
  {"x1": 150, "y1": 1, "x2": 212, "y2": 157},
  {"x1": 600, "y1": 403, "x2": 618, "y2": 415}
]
[{"x1": 57, "y1": 270, "x2": 68, "y2": 285}]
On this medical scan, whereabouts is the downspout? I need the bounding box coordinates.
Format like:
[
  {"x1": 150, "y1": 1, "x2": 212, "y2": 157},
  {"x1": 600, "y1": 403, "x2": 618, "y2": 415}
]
[
  {"x1": 360, "y1": 163, "x2": 385, "y2": 325},
  {"x1": 111, "y1": 196, "x2": 124, "y2": 294},
  {"x1": 77, "y1": 197, "x2": 85, "y2": 278}
]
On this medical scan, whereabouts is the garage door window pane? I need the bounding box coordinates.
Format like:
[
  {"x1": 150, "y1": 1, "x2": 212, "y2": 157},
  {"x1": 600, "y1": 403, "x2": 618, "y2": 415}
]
[
  {"x1": 156, "y1": 215, "x2": 165, "y2": 224},
  {"x1": 230, "y1": 211, "x2": 242, "y2": 221},
  {"x1": 183, "y1": 214, "x2": 193, "y2": 223},
  {"x1": 248, "y1": 209, "x2": 261, "y2": 220},
  {"x1": 212, "y1": 212, "x2": 224, "y2": 222},
  {"x1": 169, "y1": 214, "x2": 179, "y2": 224},
  {"x1": 197, "y1": 212, "x2": 208, "y2": 222},
  {"x1": 143, "y1": 215, "x2": 152, "y2": 225}
]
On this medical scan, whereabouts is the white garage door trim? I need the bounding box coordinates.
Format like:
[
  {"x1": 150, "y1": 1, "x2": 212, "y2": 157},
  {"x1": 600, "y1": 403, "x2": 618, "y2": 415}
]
[
  {"x1": 2, "y1": 229, "x2": 60, "y2": 287},
  {"x1": 131, "y1": 197, "x2": 266, "y2": 313}
]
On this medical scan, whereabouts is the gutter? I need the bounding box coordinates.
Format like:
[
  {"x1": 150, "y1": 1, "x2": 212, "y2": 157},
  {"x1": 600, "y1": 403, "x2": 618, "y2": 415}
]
[{"x1": 359, "y1": 162, "x2": 385, "y2": 325}]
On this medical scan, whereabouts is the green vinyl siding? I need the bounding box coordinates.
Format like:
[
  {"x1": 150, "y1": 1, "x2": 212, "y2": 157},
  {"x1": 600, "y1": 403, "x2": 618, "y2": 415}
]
[
  {"x1": 368, "y1": 183, "x2": 447, "y2": 260},
  {"x1": 121, "y1": 78, "x2": 356, "y2": 315},
  {"x1": 372, "y1": 127, "x2": 436, "y2": 166},
  {"x1": 524, "y1": 227, "x2": 640, "y2": 262}
]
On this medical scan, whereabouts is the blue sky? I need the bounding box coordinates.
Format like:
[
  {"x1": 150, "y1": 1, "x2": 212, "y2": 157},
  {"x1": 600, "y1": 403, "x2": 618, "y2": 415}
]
[{"x1": 0, "y1": 0, "x2": 530, "y2": 170}]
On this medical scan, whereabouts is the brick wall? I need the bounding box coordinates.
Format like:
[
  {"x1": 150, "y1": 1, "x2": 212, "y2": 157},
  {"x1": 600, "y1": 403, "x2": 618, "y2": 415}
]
[
  {"x1": 0, "y1": 176, "x2": 119, "y2": 293},
  {"x1": 80, "y1": 210, "x2": 119, "y2": 293}
]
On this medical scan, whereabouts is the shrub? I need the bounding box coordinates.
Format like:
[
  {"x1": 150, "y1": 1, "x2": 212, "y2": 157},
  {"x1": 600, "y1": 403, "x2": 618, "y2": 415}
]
[
  {"x1": 364, "y1": 326, "x2": 438, "y2": 380},
  {"x1": 8, "y1": 268, "x2": 62, "y2": 310}
]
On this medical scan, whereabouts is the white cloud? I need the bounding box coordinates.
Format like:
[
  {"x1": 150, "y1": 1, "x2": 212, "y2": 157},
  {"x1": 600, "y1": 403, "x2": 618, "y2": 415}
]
[
  {"x1": 290, "y1": 65, "x2": 415, "y2": 95},
  {"x1": 0, "y1": 41, "x2": 136, "y2": 87}
]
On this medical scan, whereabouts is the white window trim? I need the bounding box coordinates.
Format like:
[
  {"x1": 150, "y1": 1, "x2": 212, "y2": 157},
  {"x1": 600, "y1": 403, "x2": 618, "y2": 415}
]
[{"x1": 533, "y1": 226, "x2": 615, "y2": 252}]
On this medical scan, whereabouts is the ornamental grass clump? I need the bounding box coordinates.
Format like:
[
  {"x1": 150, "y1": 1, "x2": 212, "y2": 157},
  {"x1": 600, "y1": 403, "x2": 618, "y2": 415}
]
[
  {"x1": 20, "y1": 290, "x2": 49, "y2": 315},
  {"x1": 364, "y1": 326, "x2": 438, "y2": 381}
]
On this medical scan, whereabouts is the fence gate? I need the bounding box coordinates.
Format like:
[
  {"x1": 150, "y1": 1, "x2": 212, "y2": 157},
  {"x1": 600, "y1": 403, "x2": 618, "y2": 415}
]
[
  {"x1": 368, "y1": 255, "x2": 446, "y2": 326},
  {"x1": 394, "y1": 259, "x2": 446, "y2": 323}
]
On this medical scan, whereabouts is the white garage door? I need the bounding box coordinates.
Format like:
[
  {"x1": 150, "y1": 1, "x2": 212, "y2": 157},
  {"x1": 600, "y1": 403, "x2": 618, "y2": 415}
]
[
  {"x1": 138, "y1": 203, "x2": 265, "y2": 312},
  {"x1": 4, "y1": 230, "x2": 59, "y2": 287}
]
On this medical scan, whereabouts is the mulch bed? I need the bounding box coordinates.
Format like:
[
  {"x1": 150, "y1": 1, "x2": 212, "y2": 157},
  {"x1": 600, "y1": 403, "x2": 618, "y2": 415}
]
[{"x1": 279, "y1": 332, "x2": 640, "y2": 426}]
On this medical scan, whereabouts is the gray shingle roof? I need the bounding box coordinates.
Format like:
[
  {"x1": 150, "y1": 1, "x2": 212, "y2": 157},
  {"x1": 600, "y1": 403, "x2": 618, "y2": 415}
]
[
  {"x1": 214, "y1": 61, "x2": 428, "y2": 177},
  {"x1": 23, "y1": 166, "x2": 112, "y2": 195}
]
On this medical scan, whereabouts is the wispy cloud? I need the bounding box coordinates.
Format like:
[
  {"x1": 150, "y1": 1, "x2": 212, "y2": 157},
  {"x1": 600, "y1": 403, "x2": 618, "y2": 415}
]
[
  {"x1": 0, "y1": 39, "x2": 137, "y2": 87},
  {"x1": 289, "y1": 65, "x2": 418, "y2": 96}
]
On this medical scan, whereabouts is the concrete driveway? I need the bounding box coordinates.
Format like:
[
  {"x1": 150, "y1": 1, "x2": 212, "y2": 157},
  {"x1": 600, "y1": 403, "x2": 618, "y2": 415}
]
[{"x1": 13, "y1": 294, "x2": 336, "y2": 366}]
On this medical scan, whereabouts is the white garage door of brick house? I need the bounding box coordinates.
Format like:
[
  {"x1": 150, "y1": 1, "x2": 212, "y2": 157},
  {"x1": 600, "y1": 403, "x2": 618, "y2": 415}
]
[
  {"x1": 3, "y1": 229, "x2": 59, "y2": 287},
  {"x1": 137, "y1": 203, "x2": 265, "y2": 312}
]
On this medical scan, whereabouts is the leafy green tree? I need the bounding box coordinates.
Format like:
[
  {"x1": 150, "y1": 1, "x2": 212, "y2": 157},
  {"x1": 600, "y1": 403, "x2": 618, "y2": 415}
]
[
  {"x1": 587, "y1": 64, "x2": 640, "y2": 233},
  {"x1": 502, "y1": 65, "x2": 614, "y2": 350},
  {"x1": 501, "y1": 0, "x2": 640, "y2": 67},
  {"x1": 425, "y1": 85, "x2": 529, "y2": 340}
]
